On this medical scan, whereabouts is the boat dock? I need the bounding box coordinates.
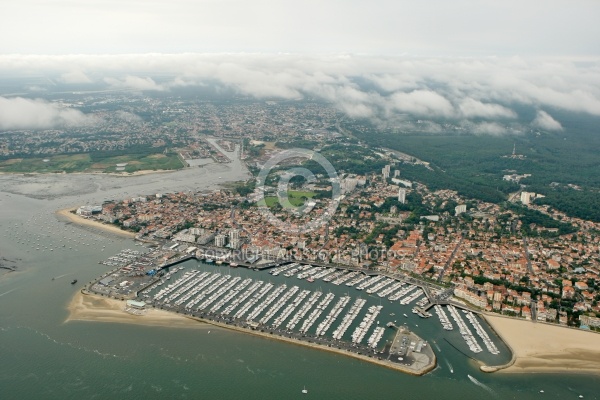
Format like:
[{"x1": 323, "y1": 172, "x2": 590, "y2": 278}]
[{"x1": 82, "y1": 247, "x2": 513, "y2": 376}]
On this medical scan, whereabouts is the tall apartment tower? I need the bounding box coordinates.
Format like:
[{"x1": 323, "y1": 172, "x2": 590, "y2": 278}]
[
  {"x1": 214, "y1": 233, "x2": 227, "y2": 247},
  {"x1": 229, "y1": 228, "x2": 240, "y2": 249},
  {"x1": 398, "y1": 188, "x2": 406, "y2": 204},
  {"x1": 382, "y1": 167, "x2": 390, "y2": 179}
]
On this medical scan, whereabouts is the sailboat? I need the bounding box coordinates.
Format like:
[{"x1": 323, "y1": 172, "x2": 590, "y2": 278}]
[{"x1": 302, "y1": 386, "x2": 308, "y2": 394}]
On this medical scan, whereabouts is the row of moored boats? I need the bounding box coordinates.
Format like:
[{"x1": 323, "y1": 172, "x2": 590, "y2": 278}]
[
  {"x1": 447, "y1": 305, "x2": 483, "y2": 353},
  {"x1": 143, "y1": 268, "x2": 394, "y2": 349},
  {"x1": 270, "y1": 265, "x2": 429, "y2": 307},
  {"x1": 141, "y1": 264, "x2": 498, "y2": 355}
]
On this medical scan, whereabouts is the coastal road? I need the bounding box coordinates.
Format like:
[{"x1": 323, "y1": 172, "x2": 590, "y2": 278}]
[{"x1": 530, "y1": 300, "x2": 538, "y2": 322}]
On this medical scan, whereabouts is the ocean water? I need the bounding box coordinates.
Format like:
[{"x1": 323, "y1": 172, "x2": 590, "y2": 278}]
[{"x1": 0, "y1": 156, "x2": 599, "y2": 399}]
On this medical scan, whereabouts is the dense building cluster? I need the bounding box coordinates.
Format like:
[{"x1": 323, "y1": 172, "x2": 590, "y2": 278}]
[
  {"x1": 87, "y1": 156, "x2": 600, "y2": 328},
  {"x1": 0, "y1": 96, "x2": 341, "y2": 158}
]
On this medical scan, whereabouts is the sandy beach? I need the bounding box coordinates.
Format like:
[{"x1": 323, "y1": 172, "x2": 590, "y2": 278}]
[
  {"x1": 55, "y1": 208, "x2": 136, "y2": 238},
  {"x1": 483, "y1": 314, "x2": 600, "y2": 375},
  {"x1": 66, "y1": 291, "x2": 208, "y2": 329}
]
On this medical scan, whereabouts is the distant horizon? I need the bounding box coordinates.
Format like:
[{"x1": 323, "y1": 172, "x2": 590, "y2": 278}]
[{"x1": 1, "y1": 53, "x2": 599, "y2": 134}]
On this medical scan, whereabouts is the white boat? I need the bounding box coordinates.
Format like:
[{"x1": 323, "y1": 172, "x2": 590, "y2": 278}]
[{"x1": 302, "y1": 386, "x2": 308, "y2": 394}]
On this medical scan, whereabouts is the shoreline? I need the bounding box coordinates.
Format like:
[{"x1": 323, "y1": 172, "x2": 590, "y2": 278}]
[
  {"x1": 481, "y1": 313, "x2": 600, "y2": 375},
  {"x1": 55, "y1": 208, "x2": 135, "y2": 238},
  {"x1": 66, "y1": 290, "x2": 209, "y2": 329},
  {"x1": 68, "y1": 291, "x2": 435, "y2": 375},
  {"x1": 0, "y1": 168, "x2": 180, "y2": 177}
]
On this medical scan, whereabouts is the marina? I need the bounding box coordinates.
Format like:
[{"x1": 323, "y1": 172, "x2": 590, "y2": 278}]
[
  {"x1": 447, "y1": 305, "x2": 483, "y2": 354},
  {"x1": 434, "y1": 305, "x2": 454, "y2": 331},
  {"x1": 83, "y1": 253, "x2": 456, "y2": 374},
  {"x1": 465, "y1": 311, "x2": 500, "y2": 355}
]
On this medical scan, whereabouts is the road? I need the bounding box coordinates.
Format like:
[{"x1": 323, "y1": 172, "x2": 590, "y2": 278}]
[
  {"x1": 436, "y1": 233, "x2": 465, "y2": 282},
  {"x1": 523, "y1": 237, "x2": 534, "y2": 275}
]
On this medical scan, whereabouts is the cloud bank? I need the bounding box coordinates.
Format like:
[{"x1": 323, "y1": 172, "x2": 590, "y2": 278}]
[
  {"x1": 60, "y1": 70, "x2": 92, "y2": 84},
  {"x1": 0, "y1": 97, "x2": 94, "y2": 130},
  {"x1": 104, "y1": 75, "x2": 165, "y2": 91},
  {"x1": 533, "y1": 110, "x2": 563, "y2": 131},
  {"x1": 0, "y1": 54, "x2": 598, "y2": 133}
]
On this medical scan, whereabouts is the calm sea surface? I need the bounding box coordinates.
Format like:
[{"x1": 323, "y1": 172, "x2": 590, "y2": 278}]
[{"x1": 0, "y1": 151, "x2": 598, "y2": 399}]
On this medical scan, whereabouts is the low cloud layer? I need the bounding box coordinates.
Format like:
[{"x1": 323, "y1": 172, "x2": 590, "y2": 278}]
[
  {"x1": 0, "y1": 54, "x2": 598, "y2": 134},
  {"x1": 60, "y1": 70, "x2": 92, "y2": 84},
  {"x1": 0, "y1": 97, "x2": 94, "y2": 130},
  {"x1": 458, "y1": 98, "x2": 517, "y2": 119},
  {"x1": 533, "y1": 110, "x2": 563, "y2": 131},
  {"x1": 104, "y1": 75, "x2": 165, "y2": 91}
]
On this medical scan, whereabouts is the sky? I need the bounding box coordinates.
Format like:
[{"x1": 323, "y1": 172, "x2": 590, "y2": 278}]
[
  {"x1": 0, "y1": 1, "x2": 599, "y2": 133},
  {"x1": 1, "y1": 0, "x2": 599, "y2": 56}
]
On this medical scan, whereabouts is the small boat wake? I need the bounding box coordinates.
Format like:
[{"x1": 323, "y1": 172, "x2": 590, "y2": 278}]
[
  {"x1": 0, "y1": 288, "x2": 17, "y2": 297},
  {"x1": 468, "y1": 374, "x2": 495, "y2": 395},
  {"x1": 445, "y1": 359, "x2": 454, "y2": 373},
  {"x1": 52, "y1": 273, "x2": 74, "y2": 280},
  {"x1": 433, "y1": 341, "x2": 441, "y2": 352}
]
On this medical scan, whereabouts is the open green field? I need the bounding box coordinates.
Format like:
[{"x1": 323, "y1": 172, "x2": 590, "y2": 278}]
[
  {"x1": 0, "y1": 152, "x2": 186, "y2": 174},
  {"x1": 258, "y1": 190, "x2": 316, "y2": 208}
]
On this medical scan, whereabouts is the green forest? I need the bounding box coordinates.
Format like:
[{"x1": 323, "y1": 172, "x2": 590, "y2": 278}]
[{"x1": 345, "y1": 110, "x2": 600, "y2": 222}]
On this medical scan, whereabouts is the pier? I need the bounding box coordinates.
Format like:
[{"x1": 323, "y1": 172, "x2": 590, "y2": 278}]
[{"x1": 388, "y1": 326, "x2": 436, "y2": 373}]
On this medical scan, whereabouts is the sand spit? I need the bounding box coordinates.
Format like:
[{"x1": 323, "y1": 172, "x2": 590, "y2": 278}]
[
  {"x1": 56, "y1": 208, "x2": 135, "y2": 238},
  {"x1": 66, "y1": 291, "x2": 207, "y2": 329}
]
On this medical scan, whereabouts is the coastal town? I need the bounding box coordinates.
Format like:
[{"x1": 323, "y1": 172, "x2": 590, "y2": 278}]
[
  {"x1": 0, "y1": 98, "x2": 341, "y2": 160},
  {"x1": 73, "y1": 140, "x2": 600, "y2": 334}
]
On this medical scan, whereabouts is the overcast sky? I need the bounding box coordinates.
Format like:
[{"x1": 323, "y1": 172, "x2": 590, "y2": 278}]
[
  {"x1": 2, "y1": 53, "x2": 599, "y2": 133},
  {"x1": 1, "y1": 0, "x2": 599, "y2": 56}
]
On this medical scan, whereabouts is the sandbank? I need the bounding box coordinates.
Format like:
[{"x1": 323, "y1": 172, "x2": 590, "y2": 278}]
[
  {"x1": 0, "y1": 168, "x2": 178, "y2": 177},
  {"x1": 482, "y1": 314, "x2": 600, "y2": 375},
  {"x1": 56, "y1": 208, "x2": 135, "y2": 238},
  {"x1": 107, "y1": 169, "x2": 177, "y2": 177},
  {"x1": 66, "y1": 291, "x2": 208, "y2": 329}
]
